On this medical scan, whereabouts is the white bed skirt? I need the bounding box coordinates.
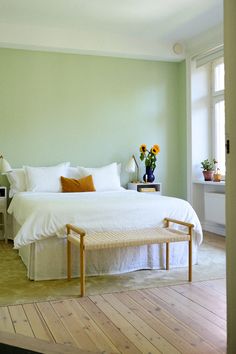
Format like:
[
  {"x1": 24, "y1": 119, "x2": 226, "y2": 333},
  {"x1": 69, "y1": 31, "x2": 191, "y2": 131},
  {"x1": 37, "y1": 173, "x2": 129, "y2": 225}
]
[{"x1": 19, "y1": 235, "x2": 198, "y2": 281}]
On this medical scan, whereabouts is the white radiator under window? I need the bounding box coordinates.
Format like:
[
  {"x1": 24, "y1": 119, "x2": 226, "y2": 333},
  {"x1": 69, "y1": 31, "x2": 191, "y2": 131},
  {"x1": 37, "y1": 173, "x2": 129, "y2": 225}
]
[{"x1": 204, "y1": 192, "x2": 225, "y2": 225}]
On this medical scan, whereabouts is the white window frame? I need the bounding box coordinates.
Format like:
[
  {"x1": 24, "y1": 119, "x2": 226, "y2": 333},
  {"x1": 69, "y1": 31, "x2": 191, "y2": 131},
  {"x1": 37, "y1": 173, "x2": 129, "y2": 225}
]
[{"x1": 211, "y1": 57, "x2": 225, "y2": 177}]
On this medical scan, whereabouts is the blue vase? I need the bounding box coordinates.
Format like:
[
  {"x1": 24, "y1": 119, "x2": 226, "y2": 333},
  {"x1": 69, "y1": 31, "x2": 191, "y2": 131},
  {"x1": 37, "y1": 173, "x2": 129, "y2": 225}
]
[{"x1": 143, "y1": 167, "x2": 155, "y2": 183}]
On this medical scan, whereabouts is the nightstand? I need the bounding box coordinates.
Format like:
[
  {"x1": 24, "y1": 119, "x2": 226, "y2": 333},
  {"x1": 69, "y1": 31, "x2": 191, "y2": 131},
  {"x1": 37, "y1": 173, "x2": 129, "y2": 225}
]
[
  {"x1": 0, "y1": 186, "x2": 7, "y2": 243},
  {"x1": 128, "y1": 182, "x2": 162, "y2": 194}
]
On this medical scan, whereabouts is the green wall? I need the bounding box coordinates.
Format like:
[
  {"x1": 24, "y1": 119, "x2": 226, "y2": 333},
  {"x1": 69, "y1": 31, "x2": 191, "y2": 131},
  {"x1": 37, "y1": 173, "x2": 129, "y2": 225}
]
[
  {"x1": 178, "y1": 60, "x2": 187, "y2": 198},
  {"x1": 0, "y1": 48, "x2": 186, "y2": 198}
]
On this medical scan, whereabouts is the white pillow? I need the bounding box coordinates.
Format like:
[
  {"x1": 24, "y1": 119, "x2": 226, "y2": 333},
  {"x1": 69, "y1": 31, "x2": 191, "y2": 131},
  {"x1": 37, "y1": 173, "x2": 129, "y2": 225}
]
[
  {"x1": 77, "y1": 163, "x2": 121, "y2": 191},
  {"x1": 24, "y1": 162, "x2": 70, "y2": 192},
  {"x1": 65, "y1": 167, "x2": 80, "y2": 179},
  {"x1": 7, "y1": 169, "x2": 27, "y2": 197}
]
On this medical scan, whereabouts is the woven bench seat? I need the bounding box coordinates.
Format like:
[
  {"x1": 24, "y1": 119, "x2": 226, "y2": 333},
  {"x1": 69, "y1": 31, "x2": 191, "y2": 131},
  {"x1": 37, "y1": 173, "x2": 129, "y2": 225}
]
[
  {"x1": 66, "y1": 218, "x2": 194, "y2": 297},
  {"x1": 67, "y1": 227, "x2": 190, "y2": 250}
]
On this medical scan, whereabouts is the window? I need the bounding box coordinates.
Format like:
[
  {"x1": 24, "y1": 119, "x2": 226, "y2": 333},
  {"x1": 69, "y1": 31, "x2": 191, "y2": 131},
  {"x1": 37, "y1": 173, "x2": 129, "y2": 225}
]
[{"x1": 212, "y1": 58, "x2": 225, "y2": 175}]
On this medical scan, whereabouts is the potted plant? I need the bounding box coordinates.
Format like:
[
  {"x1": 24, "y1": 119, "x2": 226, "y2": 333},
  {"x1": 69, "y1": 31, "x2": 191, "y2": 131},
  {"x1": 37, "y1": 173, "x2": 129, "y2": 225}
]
[{"x1": 201, "y1": 158, "x2": 217, "y2": 181}]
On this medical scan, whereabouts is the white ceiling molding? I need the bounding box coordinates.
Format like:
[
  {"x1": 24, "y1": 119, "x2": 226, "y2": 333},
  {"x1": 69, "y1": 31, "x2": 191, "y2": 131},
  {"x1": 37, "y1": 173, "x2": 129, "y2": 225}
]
[
  {"x1": 0, "y1": 0, "x2": 223, "y2": 61},
  {"x1": 0, "y1": 22, "x2": 185, "y2": 61},
  {"x1": 185, "y1": 24, "x2": 224, "y2": 58}
]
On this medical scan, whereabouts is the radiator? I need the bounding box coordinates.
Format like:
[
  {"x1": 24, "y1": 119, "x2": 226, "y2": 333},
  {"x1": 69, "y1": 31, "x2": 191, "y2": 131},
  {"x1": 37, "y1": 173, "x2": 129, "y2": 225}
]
[{"x1": 204, "y1": 192, "x2": 225, "y2": 225}]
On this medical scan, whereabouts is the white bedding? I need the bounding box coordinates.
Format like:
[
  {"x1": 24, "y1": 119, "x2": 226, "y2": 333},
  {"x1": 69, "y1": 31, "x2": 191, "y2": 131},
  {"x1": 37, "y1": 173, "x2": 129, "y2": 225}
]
[{"x1": 8, "y1": 190, "x2": 203, "y2": 250}]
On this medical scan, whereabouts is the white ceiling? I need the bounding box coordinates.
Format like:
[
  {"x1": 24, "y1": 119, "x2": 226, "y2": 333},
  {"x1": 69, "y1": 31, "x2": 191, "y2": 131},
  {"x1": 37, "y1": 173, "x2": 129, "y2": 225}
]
[{"x1": 0, "y1": 0, "x2": 223, "y2": 61}]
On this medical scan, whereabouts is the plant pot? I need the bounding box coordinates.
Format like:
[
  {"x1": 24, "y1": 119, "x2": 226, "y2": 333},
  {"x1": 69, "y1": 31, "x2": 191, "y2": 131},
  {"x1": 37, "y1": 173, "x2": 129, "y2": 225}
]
[
  {"x1": 143, "y1": 167, "x2": 155, "y2": 183},
  {"x1": 203, "y1": 170, "x2": 214, "y2": 181}
]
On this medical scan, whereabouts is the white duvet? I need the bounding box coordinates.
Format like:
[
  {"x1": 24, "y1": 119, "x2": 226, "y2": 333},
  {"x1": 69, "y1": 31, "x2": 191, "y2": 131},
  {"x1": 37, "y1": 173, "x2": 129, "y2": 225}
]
[{"x1": 8, "y1": 190, "x2": 203, "y2": 249}]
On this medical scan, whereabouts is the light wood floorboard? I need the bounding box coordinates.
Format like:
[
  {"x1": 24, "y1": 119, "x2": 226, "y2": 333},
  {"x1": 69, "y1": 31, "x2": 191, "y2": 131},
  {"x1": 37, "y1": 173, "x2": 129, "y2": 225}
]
[{"x1": 0, "y1": 278, "x2": 226, "y2": 354}]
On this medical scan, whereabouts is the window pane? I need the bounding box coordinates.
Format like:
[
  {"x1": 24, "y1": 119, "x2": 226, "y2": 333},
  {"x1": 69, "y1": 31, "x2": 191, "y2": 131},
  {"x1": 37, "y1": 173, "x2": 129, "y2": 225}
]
[
  {"x1": 214, "y1": 62, "x2": 224, "y2": 92},
  {"x1": 214, "y1": 100, "x2": 225, "y2": 175}
]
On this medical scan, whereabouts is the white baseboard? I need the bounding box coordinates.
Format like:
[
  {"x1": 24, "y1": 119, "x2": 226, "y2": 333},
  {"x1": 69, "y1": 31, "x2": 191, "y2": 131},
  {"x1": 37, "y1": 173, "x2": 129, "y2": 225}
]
[{"x1": 202, "y1": 220, "x2": 226, "y2": 236}]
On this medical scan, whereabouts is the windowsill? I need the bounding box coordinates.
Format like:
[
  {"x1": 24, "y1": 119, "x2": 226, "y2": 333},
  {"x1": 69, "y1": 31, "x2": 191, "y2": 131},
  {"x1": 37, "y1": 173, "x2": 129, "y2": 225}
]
[{"x1": 193, "y1": 180, "x2": 225, "y2": 186}]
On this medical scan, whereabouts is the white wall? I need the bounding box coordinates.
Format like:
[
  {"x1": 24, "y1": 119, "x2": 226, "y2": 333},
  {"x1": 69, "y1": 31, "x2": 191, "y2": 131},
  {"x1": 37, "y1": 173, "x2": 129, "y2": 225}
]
[
  {"x1": 186, "y1": 24, "x2": 224, "y2": 199},
  {"x1": 186, "y1": 24, "x2": 225, "y2": 235}
]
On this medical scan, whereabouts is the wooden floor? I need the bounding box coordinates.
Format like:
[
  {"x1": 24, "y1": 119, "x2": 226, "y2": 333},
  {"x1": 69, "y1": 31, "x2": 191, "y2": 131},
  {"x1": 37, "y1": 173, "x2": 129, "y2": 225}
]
[{"x1": 0, "y1": 278, "x2": 226, "y2": 354}]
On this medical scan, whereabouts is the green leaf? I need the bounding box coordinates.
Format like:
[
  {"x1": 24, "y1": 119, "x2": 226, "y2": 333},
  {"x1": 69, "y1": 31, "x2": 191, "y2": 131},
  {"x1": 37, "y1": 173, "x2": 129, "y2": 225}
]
[{"x1": 140, "y1": 154, "x2": 144, "y2": 161}]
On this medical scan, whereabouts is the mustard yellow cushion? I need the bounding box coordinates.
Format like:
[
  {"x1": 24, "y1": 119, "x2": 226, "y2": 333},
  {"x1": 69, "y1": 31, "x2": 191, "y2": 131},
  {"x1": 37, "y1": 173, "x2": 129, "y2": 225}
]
[{"x1": 61, "y1": 175, "x2": 96, "y2": 193}]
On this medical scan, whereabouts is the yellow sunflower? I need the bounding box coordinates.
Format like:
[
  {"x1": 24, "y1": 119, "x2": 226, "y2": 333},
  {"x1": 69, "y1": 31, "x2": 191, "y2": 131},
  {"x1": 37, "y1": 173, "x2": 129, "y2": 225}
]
[
  {"x1": 151, "y1": 144, "x2": 160, "y2": 155},
  {"x1": 140, "y1": 144, "x2": 147, "y2": 153}
]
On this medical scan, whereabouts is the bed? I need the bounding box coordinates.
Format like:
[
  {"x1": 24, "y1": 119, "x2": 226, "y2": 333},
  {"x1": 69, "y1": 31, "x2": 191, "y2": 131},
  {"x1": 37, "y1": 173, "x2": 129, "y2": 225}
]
[{"x1": 8, "y1": 189, "x2": 203, "y2": 281}]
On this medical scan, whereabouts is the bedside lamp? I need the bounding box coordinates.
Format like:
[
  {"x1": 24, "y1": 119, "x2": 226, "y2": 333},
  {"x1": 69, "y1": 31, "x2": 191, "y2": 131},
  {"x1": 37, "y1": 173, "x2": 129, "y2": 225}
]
[
  {"x1": 0, "y1": 155, "x2": 12, "y2": 174},
  {"x1": 125, "y1": 155, "x2": 139, "y2": 183}
]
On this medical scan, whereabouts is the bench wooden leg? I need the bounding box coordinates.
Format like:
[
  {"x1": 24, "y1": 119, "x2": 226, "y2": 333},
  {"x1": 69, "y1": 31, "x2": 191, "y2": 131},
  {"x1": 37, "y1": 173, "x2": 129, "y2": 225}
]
[
  {"x1": 80, "y1": 237, "x2": 85, "y2": 297},
  {"x1": 188, "y1": 225, "x2": 193, "y2": 282},
  {"x1": 67, "y1": 239, "x2": 71, "y2": 280},
  {"x1": 166, "y1": 242, "x2": 169, "y2": 270}
]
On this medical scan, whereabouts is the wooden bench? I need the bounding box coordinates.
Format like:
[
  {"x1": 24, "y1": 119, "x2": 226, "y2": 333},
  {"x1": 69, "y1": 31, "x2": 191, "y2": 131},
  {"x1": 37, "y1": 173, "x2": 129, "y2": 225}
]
[{"x1": 66, "y1": 218, "x2": 194, "y2": 297}]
